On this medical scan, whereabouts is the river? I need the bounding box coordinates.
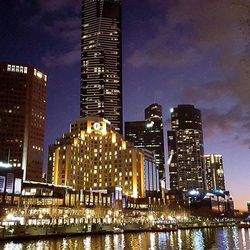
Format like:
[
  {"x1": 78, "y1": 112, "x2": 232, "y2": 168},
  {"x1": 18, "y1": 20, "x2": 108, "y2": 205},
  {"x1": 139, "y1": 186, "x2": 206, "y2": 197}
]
[{"x1": 0, "y1": 227, "x2": 250, "y2": 249}]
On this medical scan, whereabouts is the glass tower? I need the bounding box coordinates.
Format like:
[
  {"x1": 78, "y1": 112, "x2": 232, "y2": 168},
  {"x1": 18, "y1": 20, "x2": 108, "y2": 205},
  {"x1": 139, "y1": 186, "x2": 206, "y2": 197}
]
[
  {"x1": 167, "y1": 104, "x2": 206, "y2": 191},
  {"x1": 125, "y1": 104, "x2": 165, "y2": 184}
]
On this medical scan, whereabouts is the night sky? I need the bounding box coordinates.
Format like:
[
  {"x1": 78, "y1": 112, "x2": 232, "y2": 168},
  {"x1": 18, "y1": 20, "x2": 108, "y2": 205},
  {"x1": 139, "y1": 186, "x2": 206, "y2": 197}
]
[{"x1": 0, "y1": 0, "x2": 249, "y2": 210}]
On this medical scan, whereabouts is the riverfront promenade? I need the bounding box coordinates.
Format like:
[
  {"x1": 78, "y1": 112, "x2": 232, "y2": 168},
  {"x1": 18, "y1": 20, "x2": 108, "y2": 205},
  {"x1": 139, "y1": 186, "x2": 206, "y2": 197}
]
[{"x1": 0, "y1": 219, "x2": 239, "y2": 241}]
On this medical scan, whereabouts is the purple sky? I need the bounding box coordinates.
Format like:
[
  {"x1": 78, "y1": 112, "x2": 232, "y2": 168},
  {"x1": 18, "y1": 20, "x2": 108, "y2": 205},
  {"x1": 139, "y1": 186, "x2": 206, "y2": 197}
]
[{"x1": 0, "y1": 0, "x2": 249, "y2": 210}]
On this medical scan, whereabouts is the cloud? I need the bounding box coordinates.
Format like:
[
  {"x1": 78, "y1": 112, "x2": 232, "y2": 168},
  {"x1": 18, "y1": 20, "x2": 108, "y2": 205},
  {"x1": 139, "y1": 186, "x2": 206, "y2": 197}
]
[
  {"x1": 128, "y1": 33, "x2": 202, "y2": 68},
  {"x1": 41, "y1": 45, "x2": 80, "y2": 67},
  {"x1": 200, "y1": 105, "x2": 250, "y2": 144},
  {"x1": 128, "y1": 0, "x2": 249, "y2": 69},
  {"x1": 44, "y1": 17, "x2": 80, "y2": 44},
  {"x1": 28, "y1": 0, "x2": 81, "y2": 67},
  {"x1": 128, "y1": 0, "x2": 250, "y2": 144},
  {"x1": 36, "y1": 0, "x2": 80, "y2": 12}
]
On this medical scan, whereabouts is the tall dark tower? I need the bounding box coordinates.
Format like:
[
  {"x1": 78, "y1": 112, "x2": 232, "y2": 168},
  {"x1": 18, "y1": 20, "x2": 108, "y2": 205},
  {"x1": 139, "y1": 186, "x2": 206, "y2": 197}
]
[
  {"x1": 0, "y1": 63, "x2": 47, "y2": 182},
  {"x1": 167, "y1": 105, "x2": 206, "y2": 191},
  {"x1": 81, "y1": 0, "x2": 122, "y2": 133},
  {"x1": 125, "y1": 104, "x2": 165, "y2": 184}
]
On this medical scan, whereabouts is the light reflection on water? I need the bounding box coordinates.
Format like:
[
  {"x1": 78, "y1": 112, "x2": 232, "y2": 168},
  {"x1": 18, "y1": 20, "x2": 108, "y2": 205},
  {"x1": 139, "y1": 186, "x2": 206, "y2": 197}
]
[
  {"x1": 0, "y1": 228, "x2": 250, "y2": 250},
  {"x1": 232, "y1": 227, "x2": 240, "y2": 250},
  {"x1": 177, "y1": 228, "x2": 182, "y2": 249},
  {"x1": 149, "y1": 232, "x2": 155, "y2": 250},
  {"x1": 191, "y1": 230, "x2": 204, "y2": 250}
]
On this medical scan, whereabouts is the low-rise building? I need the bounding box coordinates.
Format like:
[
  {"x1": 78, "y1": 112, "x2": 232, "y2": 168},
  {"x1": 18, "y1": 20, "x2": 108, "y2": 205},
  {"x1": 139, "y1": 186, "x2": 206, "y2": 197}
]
[
  {"x1": 0, "y1": 162, "x2": 23, "y2": 209},
  {"x1": 187, "y1": 189, "x2": 234, "y2": 217}
]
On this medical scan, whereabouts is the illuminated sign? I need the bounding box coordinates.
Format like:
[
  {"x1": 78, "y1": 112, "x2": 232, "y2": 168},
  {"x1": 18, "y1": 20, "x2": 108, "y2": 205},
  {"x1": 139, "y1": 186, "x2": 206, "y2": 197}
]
[
  {"x1": 93, "y1": 122, "x2": 101, "y2": 130},
  {"x1": 34, "y1": 69, "x2": 47, "y2": 81},
  {"x1": 189, "y1": 190, "x2": 199, "y2": 196},
  {"x1": 213, "y1": 189, "x2": 224, "y2": 195},
  {"x1": 146, "y1": 121, "x2": 154, "y2": 128},
  {"x1": 14, "y1": 178, "x2": 22, "y2": 195},
  {"x1": 7, "y1": 64, "x2": 28, "y2": 74},
  {"x1": 0, "y1": 162, "x2": 12, "y2": 168}
]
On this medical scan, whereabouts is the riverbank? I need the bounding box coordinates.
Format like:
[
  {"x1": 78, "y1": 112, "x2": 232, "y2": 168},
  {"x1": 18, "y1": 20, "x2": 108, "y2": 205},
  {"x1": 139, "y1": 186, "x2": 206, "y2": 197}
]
[{"x1": 0, "y1": 221, "x2": 240, "y2": 242}]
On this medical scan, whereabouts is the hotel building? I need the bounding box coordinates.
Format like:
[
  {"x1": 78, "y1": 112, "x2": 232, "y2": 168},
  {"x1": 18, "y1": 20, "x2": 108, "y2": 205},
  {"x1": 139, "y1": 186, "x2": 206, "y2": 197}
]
[
  {"x1": 81, "y1": 0, "x2": 122, "y2": 133},
  {"x1": 0, "y1": 63, "x2": 47, "y2": 181},
  {"x1": 47, "y1": 117, "x2": 145, "y2": 198}
]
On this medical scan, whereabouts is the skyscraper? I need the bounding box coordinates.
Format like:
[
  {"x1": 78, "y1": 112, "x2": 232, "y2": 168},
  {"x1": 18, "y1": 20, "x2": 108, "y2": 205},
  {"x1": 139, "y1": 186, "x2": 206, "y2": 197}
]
[
  {"x1": 0, "y1": 63, "x2": 47, "y2": 181},
  {"x1": 81, "y1": 0, "x2": 122, "y2": 133},
  {"x1": 125, "y1": 104, "x2": 165, "y2": 183},
  {"x1": 204, "y1": 154, "x2": 225, "y2": 191},
  {"x1": 167, "y1": 104, "x2": 205, "y2": 191}
]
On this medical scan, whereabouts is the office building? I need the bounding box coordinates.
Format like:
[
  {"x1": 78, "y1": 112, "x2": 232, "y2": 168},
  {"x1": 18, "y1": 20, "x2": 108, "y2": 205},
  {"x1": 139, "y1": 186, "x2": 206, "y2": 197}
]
[
  {"x1": 125, "y1": 104, "x2": 165, "y2": 183},
  {"x1": 247, "y1": 202, "x2": 250, "y2": 214},
  {"x1": 81, "y1": 0, "x2": 122, "y2": 133},
  {"x1": 47, "y1": 117, "x2": 145, "y2": 198},
  {"x1": 167, "y1": 104, "x2": 205, "y2": 191},
  {"x1": 204, "y1": 154, "x2": 225, "y2": 191},
  {"x1": 0, "y1": 63, "x2": 47, "y2": 181}
]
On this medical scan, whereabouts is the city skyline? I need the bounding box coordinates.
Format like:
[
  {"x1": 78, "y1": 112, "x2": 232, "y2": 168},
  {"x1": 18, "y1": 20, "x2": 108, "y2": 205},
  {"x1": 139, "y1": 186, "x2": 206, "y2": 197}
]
[{"x1": 0, "y1": 1, "x2": 249, "y2": 210}]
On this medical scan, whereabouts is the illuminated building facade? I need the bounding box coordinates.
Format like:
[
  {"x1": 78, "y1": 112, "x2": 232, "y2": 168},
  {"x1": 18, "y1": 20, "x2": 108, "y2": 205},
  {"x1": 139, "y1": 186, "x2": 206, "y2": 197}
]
[
  {"x1": 204, "y1": 154, "x2": 225, "y2": 191},
  {"x1": 47, "y1": 117, "x2": 144, "y2": 198},
  {"x1": 0, "y1": 63, "x2": 47, "y2": 182},
  {"x1": 167, "y1": 104, "x2": 206, "y2": 191},
  {"x1": 142, "y1": 149, "x2": 160, "y2": 194},
  {"x1": 81, "y1": 0, "x2": 122, "y2": 133},
  {"x1": 125, "y1": 104, "x2": 165, "y2": 183}
]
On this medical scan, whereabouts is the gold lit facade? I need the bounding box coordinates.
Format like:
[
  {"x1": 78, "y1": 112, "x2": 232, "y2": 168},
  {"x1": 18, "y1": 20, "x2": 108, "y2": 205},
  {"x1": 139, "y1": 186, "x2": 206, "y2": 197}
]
[{"x1": 48, "y1": 117, "x2": 145, "y2": 198}]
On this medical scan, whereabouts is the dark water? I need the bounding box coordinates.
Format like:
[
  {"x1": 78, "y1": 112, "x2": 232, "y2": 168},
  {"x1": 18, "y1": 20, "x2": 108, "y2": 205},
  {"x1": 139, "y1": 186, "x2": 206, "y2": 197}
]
[{"x1": 1, "y1": 227, "x2": 250, "y2": 250}]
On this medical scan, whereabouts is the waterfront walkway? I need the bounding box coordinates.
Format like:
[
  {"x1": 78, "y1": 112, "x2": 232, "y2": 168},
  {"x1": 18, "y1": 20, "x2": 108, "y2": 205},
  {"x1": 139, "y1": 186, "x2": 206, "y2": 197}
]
[{"x1": 0, "y1": 220, "x2": 239, "y2": 241}]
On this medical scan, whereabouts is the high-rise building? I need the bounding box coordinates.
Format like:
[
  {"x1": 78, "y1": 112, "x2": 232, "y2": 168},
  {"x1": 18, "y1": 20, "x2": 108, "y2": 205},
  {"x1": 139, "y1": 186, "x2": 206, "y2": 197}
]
[
  {"x1": 0, "y1": 63, "x2": 47, "y2": 182},
  {"x1": 167, "y1": 104, "x2": 205, "y2": 191},
  {"x1": 125, "y1": 104, "x2": 165, "y2": 183},
  {"x1": 247, "y1": 202, "x2": 250, "y2": 214},
  {"x1": 204, "y1": 154, "x2": 225, "y2": 191},
  {"x1": 81, "y1": 0, "x2": 122, "y2": 133},
  {"x1": 47, "y1": 117, "x2": 145, "y2": 198}
]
